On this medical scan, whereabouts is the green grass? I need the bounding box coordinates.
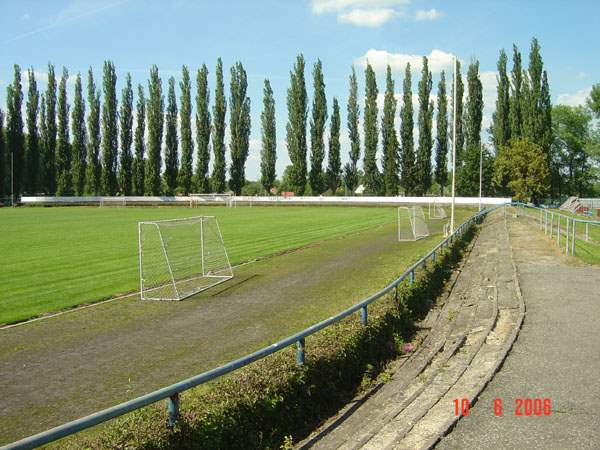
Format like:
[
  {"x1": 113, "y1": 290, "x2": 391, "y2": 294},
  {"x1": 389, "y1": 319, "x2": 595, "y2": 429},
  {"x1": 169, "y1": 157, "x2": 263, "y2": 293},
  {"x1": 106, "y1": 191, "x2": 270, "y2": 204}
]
[{"x1": 0, "y1": 205, "x2": 473, "y2": 325}]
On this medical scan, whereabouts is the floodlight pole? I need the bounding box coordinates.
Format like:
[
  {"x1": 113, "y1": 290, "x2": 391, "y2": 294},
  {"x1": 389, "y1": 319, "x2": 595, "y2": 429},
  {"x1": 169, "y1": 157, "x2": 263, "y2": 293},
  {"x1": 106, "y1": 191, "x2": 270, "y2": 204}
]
[
  {"x1": 478, "y1": 144, "x2": 483, "y2": 211},
  {"x1": 450, "y1": 57, "x2": 457, "y2": 232}
]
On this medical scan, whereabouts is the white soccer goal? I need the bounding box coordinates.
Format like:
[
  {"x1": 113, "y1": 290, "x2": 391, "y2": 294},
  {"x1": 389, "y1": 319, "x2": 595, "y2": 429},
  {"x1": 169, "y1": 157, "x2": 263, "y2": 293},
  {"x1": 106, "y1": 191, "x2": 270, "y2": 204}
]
[
  {"x1": 189, "y1": 193, "x2": 235, "y2": 208},
  {"x1": 398, "y1": 206, "x2": 430, "y2": 241},
  {"x1": 443, "y1": 221, "x2": 451, "y2": 237},
  {"x1": 428, "y1": 199, "x2": 447, "y2": 219},
  {"x1": 138, "y1": 216, "x2": 233, "y2": 301},
  {"x1": 99, "y1": 197, "x2": 126, "y2": 208}
]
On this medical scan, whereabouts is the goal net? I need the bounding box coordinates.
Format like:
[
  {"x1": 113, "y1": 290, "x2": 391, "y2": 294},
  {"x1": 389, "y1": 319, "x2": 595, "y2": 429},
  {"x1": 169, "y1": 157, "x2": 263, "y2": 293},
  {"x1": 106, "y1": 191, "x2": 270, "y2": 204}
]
[
  {"x1": 190, "y1": 193, "x2": 234, "y2": 208},
  {"x1": 99, "y1": 197, "x2": 126, "y2": 207},
  {"x1": 428, "y1": 199, "x2": 447, "y2": 219},
  {"x1": 138, "y1": 216, "x2": 233, "y2": 301},
  {"x1": 398, "y1": 206, "x2": 430, "y2": 241}
]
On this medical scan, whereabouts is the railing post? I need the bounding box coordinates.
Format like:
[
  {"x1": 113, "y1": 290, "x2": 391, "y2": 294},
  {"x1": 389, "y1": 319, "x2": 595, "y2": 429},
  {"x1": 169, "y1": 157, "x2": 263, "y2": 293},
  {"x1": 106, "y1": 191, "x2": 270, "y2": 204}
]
[
  {"x1": 360, "y1": 306, "x2": 368, "y2": 325},
  {"x1": 557, "y1": 216, "x2": 560, "y2": 246},
  {"x1": 432, "y1": 250, "x2": 436, "y2": 263},
  {"x1": 565, "y1": 218, "x2": 570, "y2": 254},
  {"x1": 296, "y1": 338, "x2": 305, "y2": 366},
  {"x1": 167, "y1": 393, "x2": 180, "y2": 427},
  {"x1": 572, "y1": 220, "x2": 576, "y2": 255},
  {"x1": 550, "y1": 213, "x2": 553, "y2": 238},
  {"x1": 409, "y1": 270, "x2": 415, "y2": 285},
  {"x1": 586, "y1": 222, "x2": 589, "y2": 242}
]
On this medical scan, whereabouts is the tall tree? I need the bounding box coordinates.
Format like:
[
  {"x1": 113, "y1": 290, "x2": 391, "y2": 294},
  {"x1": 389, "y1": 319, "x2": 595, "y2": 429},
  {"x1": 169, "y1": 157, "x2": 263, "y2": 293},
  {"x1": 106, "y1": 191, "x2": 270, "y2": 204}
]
[
  {"x1": 85, "y1": 68, "x2": 102, "y2": 195},
  {"x1": 344, "y1": 66, "x2": 360, "y2": 193},
  {"x1": 179, "y1": 65, "x2": 194, "y2": 194},
  {"x1": 7, "y1": 65, "x2": 25, "y2": 198},
  {"x1": 509, "y1": 45, "x2": 523, "y2": 139},
  {"x1": 309, "y1": 59, "x2": 327, "y2": 195},
  {"x1": 25, "y1": 68, "x2": 40, "y2": 194},
  {"x1": 416, "y1": 56, "x2": 434, "y2": 195},
  {"x1": 400, "y1": 63, "x2": 416, "y2": 195},
  {"x1": 435, "y1": 71, "x2": 448, "y2": 195},
  {"x1": 228, "y1": 62, "x2": 251, "y2": 195},
  {"x1": 0, "y1": 109, "x2": 5, "y2": 198},
  {"x1": 132, "y1": 84, "x2": 146, "y2": 195},
  {"x1": 464, "y1": 60, "x2": 483, "y2": 150},
  {"x1": 527, "y1": 37, "x2": 543, "y2": 140},
  {"x1": 101, "y1": 61, "x2": 118, "y2": 195},
  {"x1": 587, "y1": 84, "x2": 600, "y2": 117},
  {"x1": 119, "y1": 73, "x2": 134, "y2": 195},
  {"x1": 44, "y1": 64, "x2": 57, "y2": 194},
  {"x1": 55, "y1": 68, "x2": 72, "y2": 195},
  {"x1": 211, "y1": 58, "x2": 227, "y2": 193},
  {"x1": 195, "y1": 64, "x2": 211, "y2": 193},
  {"x1": 363, "y1": 62, "x2": 380, "y2": 195},
  {"x1": 382, "y1": 65, "x2": 398, "y2": 196},
  {"x1": 492, "y1": 49, "x2": 511, "y2": 152},
  {"x1": 71, "y1": 73, "x2": 87, "y2": 196},
  {"x1": 146, "y1": 65, "x2": 164, "y2": 195},
  {"x1": 260, "y1": 79, "x2": 276, "y2": 193},
  {"x1": 540, "y1": 70, "x2": 555, "y2": 196},
  {"x1": 286, "y1": 54, "x2": 308, "y2": 194},
  {"x1": 454, "y1": 60, "x2": 465, "y2": 163},
  {"x1": 164, "y1": 77, "x2": 179, "y2": 195},
  {"x1": 327, "y1": 97, "x2": 341, "y2": 194}
]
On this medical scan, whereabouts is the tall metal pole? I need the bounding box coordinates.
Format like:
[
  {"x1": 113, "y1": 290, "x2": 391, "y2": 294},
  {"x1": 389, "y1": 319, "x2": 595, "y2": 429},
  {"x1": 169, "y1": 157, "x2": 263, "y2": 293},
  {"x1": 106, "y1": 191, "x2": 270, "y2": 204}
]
[
  {"x1": 11, "y1": 152, "x2": 14, "y2": 207},
  {"x1": 450, "y1": 57, "x2": 457, "y2": 232},
  {"x1": 478, "y1": 144, "x2": 483, "y2": 211}
]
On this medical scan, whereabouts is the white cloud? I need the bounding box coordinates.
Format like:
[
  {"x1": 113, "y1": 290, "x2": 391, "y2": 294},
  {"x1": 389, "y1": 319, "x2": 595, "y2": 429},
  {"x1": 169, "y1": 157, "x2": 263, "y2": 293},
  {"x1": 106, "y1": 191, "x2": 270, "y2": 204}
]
[
  {"x1": 355, "y1": 48, "x2": 456, "y2": 74},
  {"x1": 479, "y1": 70, "x2": 498, "y2": 112},
  {"x1": 415, "y1": 8, "x2": 443, "y2": 21},
  {"x1": 338, "y1": 8, "x2": 399, "y2": 27},
  {"x1": 557, "y1": 87, "x2": 592, "y2": 106},
  {"x1": 310, "y1": 0, "x2": 410, "y2": 14},
  {"x1": 575, "y1": 71, "x2": 589, "y2": 80},
  {"x1": 21, "y1": 12, "x2": 31, "y2": 21}
]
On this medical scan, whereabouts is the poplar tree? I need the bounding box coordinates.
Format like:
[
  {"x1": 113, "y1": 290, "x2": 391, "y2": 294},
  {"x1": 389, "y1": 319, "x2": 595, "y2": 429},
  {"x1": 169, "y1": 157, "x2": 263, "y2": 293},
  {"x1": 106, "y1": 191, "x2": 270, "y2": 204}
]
[
  {"x1": 25, "y1": 68, "x2": 40, "y2": 194},
  {"x1": 44, "y1": 64, "x2": 57, "y2": 194},
  {"x1": 492, "y1": 49, "x2": 511, "y2": 152},
  {"x1": 286, "y1": 54, "x2": 308, "y2": 194},
  {"x1": 71, "y1": 73, "x2": 87, "y2": 196},
  {"x1": 454, "y1": 60, "x2": 465, "y2": 163},
  {"x1": 260, "y1": 79, "x2": 276, "y2": 193},
  {"x1": 146, "y1": 65, "x2": 164, "y2": 195},
  {"x1": 6, "y1": 65, "x2": 25, "y2": 198},
  {"x1": 195, "y1": 64, "x2": 211, "y2": 192},
  {"x1": 326, "y1": 97, "x2": 341, "y2": 194},
  {"x1": 382, "y1": 65, "x2": 398, "y2": 196},
  {"x1": 509, "y1": 45, "x2": 523, "y2": 139},
  {"x1": 85, "y1": 68, "x2": 102, "y2": 195},
  {"x1": 56, "y1": 68, "x2": 72, "y2": 195},
  {"x1": 0, "y1": 109, "x2": 5, "y2": 198},
  {"x1": 39, "y1": 95, "x2": 46, "y2": 194},
  {"x1": 464, "y1": 60, "x2": 483, "y2": 150},
  {"x1": 101, "y1": 61, "x2": 118, "y2": 195},
  {"x1": 416, "y1": 56, "x2": 434, "y2": 195},
  {"x1": 435, "y1": 71, "x2": 448, "y2": 195},
  {"x1": 309, "y1": 59, "x2": 327, "y2": 195},
  {"x1": 119, "y1": 73, "x2": 134, "y2": 195},
  {"x1": 132, "y1": 84, "x2": 146, "y2": 195},
  {"x1": 363, "y1": 62, "x2": 380, "y2": 195},
  {"x1": 164, "y1": 77, "x2": 179, "y2": 195},
  {"x1": 400, "y1": 63, "x2": 416, "y2": 195},
  {"x1": 228, "y1": 62, "x2": 251, "y2": 195},
  {"x1": 179, "y1": 65, "x2": 194, "y2": 194},
  {"x1": 344, "y1": 67, "x2": 360, "y2": 193},
  {"x1": 211, "y1": 58, "x2": 227, "y2": 193}
]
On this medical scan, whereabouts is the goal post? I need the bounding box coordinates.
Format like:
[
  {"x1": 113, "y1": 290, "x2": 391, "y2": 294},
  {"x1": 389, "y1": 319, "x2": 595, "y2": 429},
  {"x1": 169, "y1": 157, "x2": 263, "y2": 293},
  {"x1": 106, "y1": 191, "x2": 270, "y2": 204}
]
[
  {"x1": 398, "y1": 206, "x2": 430, "y2": 241},
  {"x1": 429, "y1": 198, "x2": 447, "y2": 219},
  {"x1": 138, "y1": 216, "x2": 233, "y2": 301},
  {"x1": 189, "y1": 193, "x2": 235, "y2": 208},
  {"x1": 99, "y1": 197, "x2": 126, "y2": 208}
]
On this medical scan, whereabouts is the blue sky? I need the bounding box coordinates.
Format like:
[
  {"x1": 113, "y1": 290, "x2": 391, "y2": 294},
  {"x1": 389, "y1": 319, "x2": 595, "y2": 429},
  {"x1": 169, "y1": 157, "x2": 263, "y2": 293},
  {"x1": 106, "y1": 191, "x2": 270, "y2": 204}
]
[{"x1": 1, "y1": 0, "x2": 598, "y2": 180}]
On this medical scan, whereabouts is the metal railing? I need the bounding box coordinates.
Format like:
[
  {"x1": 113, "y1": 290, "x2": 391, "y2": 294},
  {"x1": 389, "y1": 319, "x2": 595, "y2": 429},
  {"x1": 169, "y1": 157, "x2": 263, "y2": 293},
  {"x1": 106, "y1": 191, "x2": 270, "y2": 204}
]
[
  {"x1": 513, "y1": 202, "x2": 600, "y2": 256},
  {"x1": 2, "y1": 206, "x2": 498, "y2": 450}
]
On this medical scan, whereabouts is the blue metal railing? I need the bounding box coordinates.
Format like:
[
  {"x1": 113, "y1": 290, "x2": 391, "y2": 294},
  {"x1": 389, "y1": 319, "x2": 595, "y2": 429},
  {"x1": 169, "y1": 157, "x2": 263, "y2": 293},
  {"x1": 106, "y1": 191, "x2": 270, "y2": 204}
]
[{"x1": 2, "y1": 206, "x2": 498, "y2": 450}]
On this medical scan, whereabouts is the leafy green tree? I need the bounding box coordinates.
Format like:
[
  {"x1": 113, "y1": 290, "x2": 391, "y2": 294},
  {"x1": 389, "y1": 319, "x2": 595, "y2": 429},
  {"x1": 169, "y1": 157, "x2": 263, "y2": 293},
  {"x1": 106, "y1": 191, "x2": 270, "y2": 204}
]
[
  {"x1": 539, "y1": 70, "x2": 555, "y2": 196},
  {"x1": 345, "y1": 67, "x2": 360, "y2": 193},
  {"x1": 195, "y1": 64, "x2": 211, "y2": 193},
  {"x1": 25, "y1": 68, "x2": 40, "y2": 194},
  {"x1": 494, "y1": 138, "x2": 549, "y2": 202},
  {"x1": 587, "y1": 84, "x2": 600, "y2": 118},
  {"x1": 435, "y1": 71, "x2": 448, "y2": 195},
  {"x1": 464, "y1": 60, "x2": 483, "y2": 150},
  {"x1": 286, "y1": 54, "x2": 308, "y2": 195},
  {"x1": 164, "y1": 77, "x2": 179, "y2": 195},
  {"x1": 509, "y1": 45, "x2": 523, "y2": 139},
  {"x1": 0, "y1": 109, "x2": 5, "y2": 198},
  {"x1": 101, "y1": 61, "x2": 118, "y2": 195},
  {"x1": 179, "y1": 65, "x2": 194, "y2": 194},
  {"x1": 119, "y1": 73, "x2": 134, "y2": 195},
  {"x1": 44, "y1": 64, "x2": 57, "y2": 194},
  {"x1": 309, "y1": 59, "x2": 328, "y2": 195},
  {"x1": 55, "y1": 68, "x2": 72, "y2": 195},
  {"x1": 400, "y1": 63, "x2": 416, "y2": 195},
  {"x1": 71, "y1": 73, "x2": 87, "y2": 196},
  {"x1": 327, "y1": 97, "x2": 341, "y2": 194},
  {"x1": 492, "y1": 49, "x2": 511, "y2": 152},
  {"x1": 85, "y1": 68, "x2": 102, "y2": 195},
  {"x1": 260, "y1": 79, "x2": 276, "y2": 193},
  {"x1": 211, "y1": 58, "x2": 227, "y2": 193},
  {"x1": 381, "y1": 65, "x2": 398, "y2": 196},
  {"x1": 454, "y1": 60, "x2": 465, "y2": 163},
  {"x1": 132, "y1": 84, "x2": 146, "y2": 195},
  {"x1": 457, "y1": 144, "x2": 494, "y2": 196},
  {"x1": 146, "y1": 65, "x2": 164, "y2": 195},
  {"x1": 363, "y1": 62, "x2": 380, "y2": 195},
  {"x1": 416, "y1": 57, "x2": 434, "y2": 195},
  {"x1": 228, "y1": 62, "x2": 251, "y2": 195},
  {"x1": 7, "y1": 65, "x2": 25, "y2": 198}
]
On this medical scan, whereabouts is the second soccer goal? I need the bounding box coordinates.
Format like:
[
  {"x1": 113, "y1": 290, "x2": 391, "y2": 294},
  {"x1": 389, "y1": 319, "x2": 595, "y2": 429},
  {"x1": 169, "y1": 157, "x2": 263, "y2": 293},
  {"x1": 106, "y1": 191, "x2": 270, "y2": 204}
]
[
  {"x1": 138, "y1": 216, "x2": 233, "y2": 301},
  {"x1": 398, "y1": 206, "x2": 430, "y2": 241}
]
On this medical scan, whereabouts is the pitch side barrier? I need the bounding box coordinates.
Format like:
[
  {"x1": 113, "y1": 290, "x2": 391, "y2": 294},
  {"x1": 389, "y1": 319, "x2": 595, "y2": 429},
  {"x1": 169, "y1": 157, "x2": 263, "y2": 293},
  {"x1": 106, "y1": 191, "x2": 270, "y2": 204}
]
[
  {"x1": 2, "y1": 205, "x2": 505, "y2": 449},
  {"x1": 512, "y1": 202, "x2": 600, "y2": 256}
]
